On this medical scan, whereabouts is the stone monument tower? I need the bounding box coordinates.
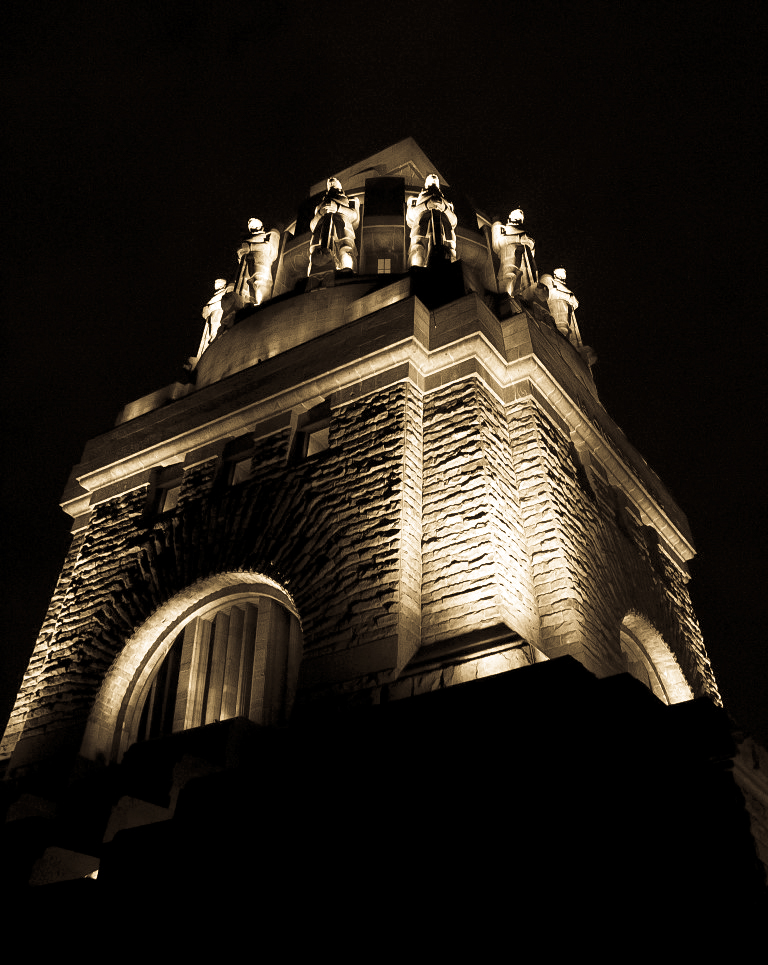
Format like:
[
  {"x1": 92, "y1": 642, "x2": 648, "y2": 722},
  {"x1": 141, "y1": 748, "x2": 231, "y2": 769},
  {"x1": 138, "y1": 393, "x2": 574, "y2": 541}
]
[{"x1": 4, "y1": 140, "x2": 760, "y2": 921}]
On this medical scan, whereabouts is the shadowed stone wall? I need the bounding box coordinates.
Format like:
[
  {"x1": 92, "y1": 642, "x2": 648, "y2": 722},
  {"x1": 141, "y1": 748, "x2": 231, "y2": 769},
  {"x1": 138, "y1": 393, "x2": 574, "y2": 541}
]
[
  {"x1": 2, "y1": 383, "x2": 423, "y2": 769},
  {"x1": 508, "y1": 390, "x2": 715, "y2": 695},
  {"x1": 2, "y1": 363, "x2": 717, "y2": 774},
  {"x1": 2, "y1": 296, "x2": 719, "y2": 776},
  {"x1": 421, "y1": 378, "x2": 539, "y2": 648}
]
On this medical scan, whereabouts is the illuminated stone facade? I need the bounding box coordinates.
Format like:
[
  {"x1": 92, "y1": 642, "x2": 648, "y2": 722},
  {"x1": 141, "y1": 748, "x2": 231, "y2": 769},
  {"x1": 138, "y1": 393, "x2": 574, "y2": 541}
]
[{"x1": 3, "y1": 140, "x2": 763, "y2": 920}]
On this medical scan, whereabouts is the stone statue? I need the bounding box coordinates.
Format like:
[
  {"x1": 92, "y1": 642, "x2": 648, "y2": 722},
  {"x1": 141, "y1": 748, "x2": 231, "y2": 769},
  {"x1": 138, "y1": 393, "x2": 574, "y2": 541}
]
[
  {"x1": 195, "y1": 278, "x2": 243, "y2": 359},
  {"x1": 236, "y1": 217, "x2": 281, "y2": 305},
  {"x1": 539, "y1": 268, "x2": 579, "y2": 340},
  {"x1": 308, "y1": 178, "x2": 360, "y2": 274},
  {"x1": 491, "y1": 208, "x2": 537, "y2": 295},
  {"x1": 538, "y1": 268, "x2": 596, "y2": 365},
  {"x1": 198, "y1": 278, "x2": 228, "y2": 357},
  {"x1": 406, "y1": 174, "x2": 457, "y2": 267}
]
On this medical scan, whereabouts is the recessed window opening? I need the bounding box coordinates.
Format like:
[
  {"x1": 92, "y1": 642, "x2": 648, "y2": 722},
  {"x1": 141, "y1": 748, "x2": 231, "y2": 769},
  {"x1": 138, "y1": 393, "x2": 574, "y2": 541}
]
[
  {"x1": 150, "y1": 464, "x2": 184, "y2": 516},
  {"x1": 80, "y1": 576, "x2": 305, "y2": 763},
  {"x1": 287, "y1": 399, "x2": 332, "y2": 463},
  {"x1": 305, "y1": 422, "x2": 330, "y2": 455},
  {"x1": 229, "y1": 456, "x2": 252, "y2": 486},
  {"x1": 377, "y1": 258, "x2": 392, "y2": 274},
  {"x1": 217, "y1": 435, "x2": 255, "y2": 488},
  {"x1": 134, "y1": 595, "x2": 300, "y2": 742},
  {"x1": 159, "y1": 483, "x2": 182, "y2": 513}
]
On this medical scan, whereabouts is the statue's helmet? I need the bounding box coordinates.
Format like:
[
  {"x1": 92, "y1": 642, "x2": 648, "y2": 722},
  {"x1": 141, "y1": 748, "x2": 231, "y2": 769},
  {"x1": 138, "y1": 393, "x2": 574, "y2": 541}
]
[
  {"x1": 214, "y1": 278, "x2": 227, "y2": 291},
  {"x1": 247, "y1": 218, "x2": 263, "y2": 233},
  {"x1": 554, "y1": 267, "x2": 567, "y2": 282},
  {"x1": 508, "y1": 208, "x2": 524, "y2": 225},
  {"x1": 425, "y1": 174, "x2": 440, "y2": 188},
  {"x1": 327, "y1": 177, "x2": 342, "y2": 191}
]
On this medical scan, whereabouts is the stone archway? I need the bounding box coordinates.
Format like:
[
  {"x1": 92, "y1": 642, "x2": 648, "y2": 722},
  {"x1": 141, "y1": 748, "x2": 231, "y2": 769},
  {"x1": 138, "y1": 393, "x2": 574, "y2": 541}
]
[
  {"x1": 620, "y1": 612, "x2": 693, "y2": 705},
  {"x1": 81, "y1": 572, "x2": 302, "y2": 763}
]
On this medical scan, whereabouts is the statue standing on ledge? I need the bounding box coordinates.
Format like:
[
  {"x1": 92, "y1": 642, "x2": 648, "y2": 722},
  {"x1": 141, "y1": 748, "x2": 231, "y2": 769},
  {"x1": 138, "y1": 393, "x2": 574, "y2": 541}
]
[
  {"x1": 539, "y1": 267, "x2": 579, "y2": 340},
  {"x1": 406, "y1": 174, "x2": 457, "y2": 267},
  {"x1": 236, "y1": 218, "x2": 281, "y2": 305},
  {"x1": 308, "y1": 178, "x2": 360, "y2": 275},
  {"x1": 197, "y1": 278, "x2": 231, "y2": 357},
  {"x1": 491, "y1": 208, "x2": 537, "y2": 295}
]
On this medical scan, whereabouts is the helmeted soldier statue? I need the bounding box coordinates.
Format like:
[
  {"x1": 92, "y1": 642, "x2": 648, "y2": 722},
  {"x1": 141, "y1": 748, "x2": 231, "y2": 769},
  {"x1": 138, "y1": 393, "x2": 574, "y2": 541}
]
[
  {"x1": 539, "y1": 267, "x2": 579, "y2": 340},
  {"x1": 491, "y1": 208, "x2": 537, "y2": 295},
  {"x1": 236, "y1": 217, "x2": 281, "y2": 305},
  {"x1": 308, "y1": 177, "x2": 360, "y2": 274},
  {"x1": 406, "y1": 174, "x2": 457, "y2": 267}
]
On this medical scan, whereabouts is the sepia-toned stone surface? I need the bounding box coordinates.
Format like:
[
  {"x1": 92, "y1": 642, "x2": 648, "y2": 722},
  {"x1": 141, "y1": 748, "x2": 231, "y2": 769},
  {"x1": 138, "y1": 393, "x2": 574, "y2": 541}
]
[
  {"x1": 4, "y1": 140, "x2": 761, "y2": 926},
  {"x1": 1, "y1": 334, "x2": 717, "y2": 769},
  {"x1": 2, "y1": 141, "x2": 718, "y2": 777}
]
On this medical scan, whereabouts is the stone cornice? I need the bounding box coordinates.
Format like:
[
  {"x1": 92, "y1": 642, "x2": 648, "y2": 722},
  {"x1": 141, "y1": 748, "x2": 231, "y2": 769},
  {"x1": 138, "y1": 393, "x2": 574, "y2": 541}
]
[{"x1": 62, "y1": 299, "x2": 694, "y2": 566}]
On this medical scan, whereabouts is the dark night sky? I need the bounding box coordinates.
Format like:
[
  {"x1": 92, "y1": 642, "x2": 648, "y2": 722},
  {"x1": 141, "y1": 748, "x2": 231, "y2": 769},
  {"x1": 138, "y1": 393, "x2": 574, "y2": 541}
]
[{"x1": 2, "y1": 1, "x2": 765, "y2": 744}]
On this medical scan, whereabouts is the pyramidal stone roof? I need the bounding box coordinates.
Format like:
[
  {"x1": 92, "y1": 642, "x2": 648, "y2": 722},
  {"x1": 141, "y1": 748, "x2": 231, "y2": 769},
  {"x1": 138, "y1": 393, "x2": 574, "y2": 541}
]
[{"x1": 309, "y1": 137, "x2": 448, "y2": 196}]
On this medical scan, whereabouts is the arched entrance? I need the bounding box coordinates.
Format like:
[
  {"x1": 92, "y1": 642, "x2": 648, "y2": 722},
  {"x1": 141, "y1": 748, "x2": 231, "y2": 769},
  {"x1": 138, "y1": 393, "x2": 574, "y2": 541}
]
[
  {"x1": 81, "y1": 573, "x2": 302, "y2": 763},
  {"x1": 619, "y1": 612, "x2": 693, "y2": 704}
]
